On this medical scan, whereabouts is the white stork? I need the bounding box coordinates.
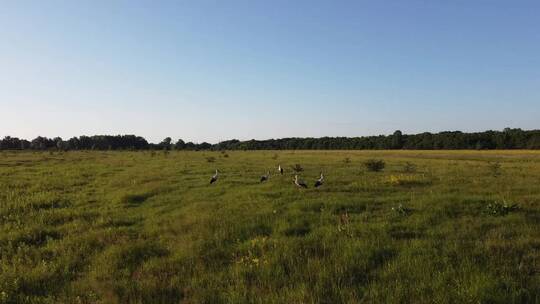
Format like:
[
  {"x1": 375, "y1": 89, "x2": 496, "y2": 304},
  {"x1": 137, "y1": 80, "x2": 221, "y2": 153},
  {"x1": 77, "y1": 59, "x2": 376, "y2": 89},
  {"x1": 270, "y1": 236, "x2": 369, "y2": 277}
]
[
  {"x1": 210, "y1": 169, "x2": 219, "y2": 184},
  {"x1": 294, "y1": 175, "x2": 308, "y2": 188},
  {"x1": 260, "y1": 171, "x2": 270, "y2": 183},
  {"x1": 314, "y1": 172, "x2": 324, "y2": 188},
  {"x1": 278, "y1": 165, "x2": 284, "y2": 175}
]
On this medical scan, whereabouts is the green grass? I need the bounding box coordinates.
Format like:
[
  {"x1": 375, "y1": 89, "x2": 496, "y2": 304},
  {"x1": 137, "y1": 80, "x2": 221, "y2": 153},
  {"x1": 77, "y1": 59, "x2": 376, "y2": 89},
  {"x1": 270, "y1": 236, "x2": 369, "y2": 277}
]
[{"x1": 1, "y1": 150, "x2": 539, "y2": 303}]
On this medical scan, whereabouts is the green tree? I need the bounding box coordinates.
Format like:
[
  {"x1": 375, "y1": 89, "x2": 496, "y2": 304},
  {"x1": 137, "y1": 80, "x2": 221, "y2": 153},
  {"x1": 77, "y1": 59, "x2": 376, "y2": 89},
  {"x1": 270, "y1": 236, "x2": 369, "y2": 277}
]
[
  {"x1": 159, "y1": 137, "x2": 172, "y2": 150},
  {"x1": 174, "y1": 139, "x2": 186, "y2": 150},
  {"x1": 391, "y1": 130, "x2": 404, "y2": 149}
]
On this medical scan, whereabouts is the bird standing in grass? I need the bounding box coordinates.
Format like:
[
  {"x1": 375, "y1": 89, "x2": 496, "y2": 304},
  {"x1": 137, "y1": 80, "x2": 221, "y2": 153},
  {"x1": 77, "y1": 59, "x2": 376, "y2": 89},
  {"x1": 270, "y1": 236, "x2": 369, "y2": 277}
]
[
  {"x1": 260, "y1": 171, "x2": 270, "y2": 183},
  {"x1": 314, "y1": 172, "x2": 324, "y2": 188},
  {"x1": 278, "y1": 165, "x2": 283, "y2": 175},
  {"x1": 210, "y1": 169, "x2": 219, "y2": 184},
  {"x1": 294, "y1": 175, "x2": 308, "y2": 188}
]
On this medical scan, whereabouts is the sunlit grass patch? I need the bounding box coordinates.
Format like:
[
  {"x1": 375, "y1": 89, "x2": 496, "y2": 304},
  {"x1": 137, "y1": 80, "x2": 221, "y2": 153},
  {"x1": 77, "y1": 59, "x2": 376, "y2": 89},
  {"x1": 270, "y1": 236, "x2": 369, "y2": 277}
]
[
  {"x1": 387, "y1": 174, "x2": 431, "y2": 187},
  {"x1": 233, "y1": 236, "x2": 276, "y2": 268}
]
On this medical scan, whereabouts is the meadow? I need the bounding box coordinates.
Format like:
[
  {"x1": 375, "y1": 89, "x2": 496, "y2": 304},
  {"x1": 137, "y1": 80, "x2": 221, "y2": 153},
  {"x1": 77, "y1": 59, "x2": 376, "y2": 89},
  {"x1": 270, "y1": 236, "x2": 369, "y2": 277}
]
[{"x1": 1, "y1": 150, "x2": 539, "y2": 303}]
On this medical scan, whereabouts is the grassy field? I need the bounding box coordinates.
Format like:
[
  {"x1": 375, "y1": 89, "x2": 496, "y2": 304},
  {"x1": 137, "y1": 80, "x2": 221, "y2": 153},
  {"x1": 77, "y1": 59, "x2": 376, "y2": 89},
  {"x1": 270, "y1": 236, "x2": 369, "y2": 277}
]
[{"x1": 1, "y1": 150, "x2": 539, "y2": 303}]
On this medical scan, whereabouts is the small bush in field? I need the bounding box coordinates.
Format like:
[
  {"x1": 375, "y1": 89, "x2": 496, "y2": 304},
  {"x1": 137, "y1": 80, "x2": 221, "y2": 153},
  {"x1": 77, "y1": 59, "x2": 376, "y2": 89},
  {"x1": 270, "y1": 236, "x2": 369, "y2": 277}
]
[
  {"x1": 486, "y1": 201, "x2": 518, "y2": 216},
  {"x1": 223, "y1": 153, "x2": 229, "y2": 158},
  {"x1": 488, "y1": 162, "x2": 502, "y2": 177},
  {"x1": 291, "y1": 164, "x2": 304, "y2": 173},
  {"x1": 271, "y1": 154, "x2": 279, "y2": 160},
  {"x1": 391, "y1": 203, "x2": 411, "y2": 216},
  {"x1": 403, "y1": 162, "x2": 417, "y2": 173},
  {"x1": 343, "y1": 157, "x2": 351, "y2": 164},
  {"x1": 364, "y1": 159, "x2": 385, "y2": 172},
  {"x1": 206, "y1": 156, "x2": 216, "y2": 163}
]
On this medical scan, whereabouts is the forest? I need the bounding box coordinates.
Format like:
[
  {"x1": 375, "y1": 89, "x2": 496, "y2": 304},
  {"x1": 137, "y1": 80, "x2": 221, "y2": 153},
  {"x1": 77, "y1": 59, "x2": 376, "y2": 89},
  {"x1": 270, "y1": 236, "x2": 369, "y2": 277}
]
[{"x1": 1, "y1": 128, "x2": 540, "y2": 151}]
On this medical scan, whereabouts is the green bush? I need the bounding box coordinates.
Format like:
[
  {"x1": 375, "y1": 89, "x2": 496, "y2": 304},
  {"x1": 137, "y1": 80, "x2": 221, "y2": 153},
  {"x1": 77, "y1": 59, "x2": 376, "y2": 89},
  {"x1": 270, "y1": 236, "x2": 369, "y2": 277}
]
[
  {"x1": 403, "y1": 162, "x2": 417, "y2": 173},
  {"x1": 486, "y1": 201, "x2": 518, "y2": 216},
  {"x1": 291, "y1": 164, "x2": 304, "y2": 172},
  {"x1": 364, "y1": 159, "x2": 385, "y2": 172},
  {"x1": 487, "y1": 162, "x2": 502, "y2": 177}
]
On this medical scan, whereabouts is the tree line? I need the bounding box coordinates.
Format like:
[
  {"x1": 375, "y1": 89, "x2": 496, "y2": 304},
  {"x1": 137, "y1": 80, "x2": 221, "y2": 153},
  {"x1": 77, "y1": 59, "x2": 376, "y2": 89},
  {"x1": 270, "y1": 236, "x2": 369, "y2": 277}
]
[{"x1": 1, "y1": 128, "x2": 540, "y2": 151}]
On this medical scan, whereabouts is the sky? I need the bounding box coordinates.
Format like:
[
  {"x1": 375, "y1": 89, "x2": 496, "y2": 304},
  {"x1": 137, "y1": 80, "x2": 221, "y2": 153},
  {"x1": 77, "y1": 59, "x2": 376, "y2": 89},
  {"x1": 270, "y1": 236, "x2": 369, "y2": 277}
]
[{"x1": 1, "y1": 0, "x2": 539, "y2": 144}]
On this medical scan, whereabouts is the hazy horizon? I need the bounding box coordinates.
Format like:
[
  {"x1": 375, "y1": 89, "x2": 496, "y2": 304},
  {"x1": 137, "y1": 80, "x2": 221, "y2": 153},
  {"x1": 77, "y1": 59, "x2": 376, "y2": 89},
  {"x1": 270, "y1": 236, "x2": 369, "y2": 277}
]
[{"x1": 2, "y1": 1, "x2": 539, "y2": 143}]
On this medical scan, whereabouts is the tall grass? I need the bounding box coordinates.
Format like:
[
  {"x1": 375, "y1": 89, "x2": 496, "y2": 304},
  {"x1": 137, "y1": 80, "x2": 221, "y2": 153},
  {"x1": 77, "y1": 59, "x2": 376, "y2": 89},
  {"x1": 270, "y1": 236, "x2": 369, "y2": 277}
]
[{"x1": 1, "y1": 150, "x2": 539, "y2": 303}]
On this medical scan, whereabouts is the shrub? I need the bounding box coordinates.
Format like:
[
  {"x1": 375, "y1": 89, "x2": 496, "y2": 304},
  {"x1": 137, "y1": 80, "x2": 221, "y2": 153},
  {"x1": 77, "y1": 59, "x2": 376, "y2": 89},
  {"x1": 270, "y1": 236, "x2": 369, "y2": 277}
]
[
  {"x1": 364, "y1": 159, "x2": 385, "y2": 172},
  {"x1": 343, "y1": 157, "x2": 351, "y2": 164},
  {"x1": 206, "y1": 156, "x2": 216, "y2": 163},
  {"x1": 291, "y1": 164, "x2": 304, "y2": 173},
  {"x1": 485, "y1": 201, "x2": 518, "y2": 216},
  {"x1": 403, "y1": 162, "x2": 417, "y2": 173},
  {"x1": 391, "y1": 204, "x2": 411, "y2": 216},
  {"x1": 271, "y1": 154, "x2": 279, "y2": 160},
  {"x1": 487, "y1": 162, "x2": 502, "y2": 177}
]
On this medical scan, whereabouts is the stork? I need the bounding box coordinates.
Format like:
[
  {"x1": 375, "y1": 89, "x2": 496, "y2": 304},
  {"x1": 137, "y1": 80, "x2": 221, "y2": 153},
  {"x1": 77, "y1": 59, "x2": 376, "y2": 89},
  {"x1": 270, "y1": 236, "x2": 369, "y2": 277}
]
[
  {"x1": 210, "y1": 169, "x2": 219, "y2": 184},
  {"x1": 278, "y1": 165, "x2": 284, "y2": 175},
  {"x1": 314, "y1": 172, "x2": 324, "y2": 188},
  {"x1": 294, "y1": 175, "x2": 308, "y2": 188},
  {"x1": 260, "y1": 171, "x2": 270, "y2": 183}
]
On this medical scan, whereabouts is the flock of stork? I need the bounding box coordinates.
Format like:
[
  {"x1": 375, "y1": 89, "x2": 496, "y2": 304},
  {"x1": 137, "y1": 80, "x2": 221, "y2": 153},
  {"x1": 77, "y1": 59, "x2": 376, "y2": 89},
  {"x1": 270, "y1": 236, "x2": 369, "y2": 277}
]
[{"x1": 209, "y1": 164, "x2": 324, "y2": 188}]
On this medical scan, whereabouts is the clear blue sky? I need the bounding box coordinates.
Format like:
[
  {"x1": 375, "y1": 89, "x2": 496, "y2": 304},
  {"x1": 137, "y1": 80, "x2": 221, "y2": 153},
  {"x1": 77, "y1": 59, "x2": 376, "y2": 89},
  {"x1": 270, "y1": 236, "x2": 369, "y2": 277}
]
[{"x1": 1, "y1": 0, "x2": 539, "y2": 143}]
